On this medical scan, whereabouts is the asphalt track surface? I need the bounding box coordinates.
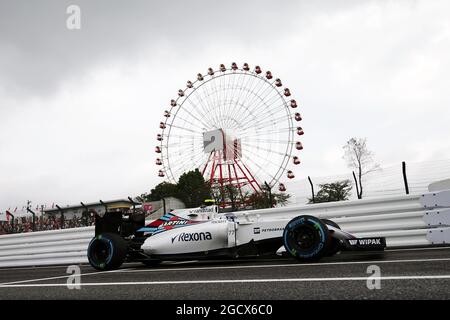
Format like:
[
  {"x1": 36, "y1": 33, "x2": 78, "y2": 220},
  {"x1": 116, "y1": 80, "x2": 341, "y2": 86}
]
[{"x1": 0, "y1": 247, "x2": 450, "y2": 300}]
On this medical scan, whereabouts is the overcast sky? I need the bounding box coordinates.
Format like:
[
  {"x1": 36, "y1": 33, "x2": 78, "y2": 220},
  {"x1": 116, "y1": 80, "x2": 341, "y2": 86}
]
[{"x1": 1, "y1": 0, "x2": 450, "y2": 210}]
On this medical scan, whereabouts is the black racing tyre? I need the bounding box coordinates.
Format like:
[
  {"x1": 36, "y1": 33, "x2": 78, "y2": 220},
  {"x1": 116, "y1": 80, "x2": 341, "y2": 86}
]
[
  {"x1": 87, "y1": 233, "x2": 128, "y2": 271},
  {"x1": 283, "y1": 215, "x2": 330, "y2": 262},
  {"x1": 322, "y1": 219, "x2": 342, "y2": 257}
]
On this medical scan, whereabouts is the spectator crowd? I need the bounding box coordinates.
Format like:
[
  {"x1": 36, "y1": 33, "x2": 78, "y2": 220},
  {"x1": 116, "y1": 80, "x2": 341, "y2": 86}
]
[{"x1": 0, "y1": 214, "x2": 95, "y2": 235}]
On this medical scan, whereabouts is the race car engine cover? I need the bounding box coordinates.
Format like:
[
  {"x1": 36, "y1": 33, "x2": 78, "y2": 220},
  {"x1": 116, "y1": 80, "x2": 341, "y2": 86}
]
[{"x1": 141, "y1": 219, "x2": 231, "y2": 255}]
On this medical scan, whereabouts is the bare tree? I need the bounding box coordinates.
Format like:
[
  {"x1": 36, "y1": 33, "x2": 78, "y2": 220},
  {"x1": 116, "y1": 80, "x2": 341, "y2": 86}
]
[{"x1": 343, "y1": 138, "x2": 379, "y2": 198}]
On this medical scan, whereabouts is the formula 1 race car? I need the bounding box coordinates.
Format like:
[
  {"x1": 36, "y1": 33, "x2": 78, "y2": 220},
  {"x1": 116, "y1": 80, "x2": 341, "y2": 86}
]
[{"x1": 87, "y1": 205, "x2": 386, "y2": 270}]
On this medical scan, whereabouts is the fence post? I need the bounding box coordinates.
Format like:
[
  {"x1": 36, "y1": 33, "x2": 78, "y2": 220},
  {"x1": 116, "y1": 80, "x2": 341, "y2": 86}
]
[
  {"x1": 264, "y1": 181, "x2": 273, "y2": 208},
  {"x1": 308, "y1": 176, "x2": 315, "y2": 203},
  {"x1": 402, "y1": 161, "x2": 410, "y2": 195},
  {"x1": 56, "y1": 205, "x2": 65, "y2": 229},
  {"x1": 26, "y1": 207, "x2": 36, "y2": 231},
  {"x1": 352, "y1": 171, "x2": 361, "y2": 199},
  {"x1": 128, "y1": 196, "x2": 136, "y2": 214},
  {"x1": 6, "y1": 210, "x2": 14, "y2": 232},
  {"x1": 162, "y1": 197, "x2": 166, "y2": 215}
]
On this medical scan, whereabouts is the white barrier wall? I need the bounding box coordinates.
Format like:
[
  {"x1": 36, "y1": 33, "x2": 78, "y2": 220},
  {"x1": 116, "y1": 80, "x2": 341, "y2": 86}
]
[
  {"x1": 232, "y1": 189, "x2": 450, "y2": 247},
  {"x1": 0, "y1": 227, "x2": 93, "y2": 268},
  {"x1": 1, "y1": 189, "x2": 449, "y2": 268}
]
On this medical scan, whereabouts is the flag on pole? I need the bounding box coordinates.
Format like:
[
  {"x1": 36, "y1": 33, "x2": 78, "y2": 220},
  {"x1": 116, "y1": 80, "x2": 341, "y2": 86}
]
[
  {"x1": 142, "y1": 203, "x2": 153, "y2": 213},
  {"x1": 4, "y1": 211, "x2": 12, "y2": 222}
]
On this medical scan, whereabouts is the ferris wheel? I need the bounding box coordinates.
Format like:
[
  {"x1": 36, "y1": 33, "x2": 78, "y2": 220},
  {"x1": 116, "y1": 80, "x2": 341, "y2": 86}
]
[{"x1": 155, "y1": 62, "x2": 304, "y2": 199}]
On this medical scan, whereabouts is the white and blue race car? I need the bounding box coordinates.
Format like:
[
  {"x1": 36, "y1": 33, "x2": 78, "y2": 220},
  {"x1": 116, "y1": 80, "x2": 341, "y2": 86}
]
[{"x1": 87, "y1": 205, "x2": 385, "y2": 270}]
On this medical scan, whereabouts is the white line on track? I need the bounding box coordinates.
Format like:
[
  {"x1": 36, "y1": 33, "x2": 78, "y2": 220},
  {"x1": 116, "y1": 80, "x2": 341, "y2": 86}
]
[
  {"x1": 2, "y1": 257, "x2": 448, "y2": 286},
  {"x1": 0, "y1": 264, "x2": 88, "y2": 272},
  {"x1": 120, "y1": 257, "x2": 450, "y2": 274},
  {"x1": 0, "y1": 268, "x2": 124, "y2": 286},
  {"x1": 1, "y1": 275, "x2": 450, "y2": 288},
  {"x1": 385, "y1": 246, "x2": 450, "y2": 252},
  {"x1": 0, "y1": 246, "x2": 447, "y2": 272}
]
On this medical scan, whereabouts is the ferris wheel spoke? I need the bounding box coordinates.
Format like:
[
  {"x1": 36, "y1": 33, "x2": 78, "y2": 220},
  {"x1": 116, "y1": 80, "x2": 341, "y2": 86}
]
[
  {"x1": 168, "y1": 144, "x2": 204, "y2": 156},
  {"x1": 221, "y1": 139, "x2": 277, "y2": 182},
  {"x1": 240, "y1": 152, "x2": 277, "y2": 183},
  {"x1": 238, "y1": 92, "x2": 285, "y2": 129},
  {"x1": 175, "y1": 107, "x2": 212, "y2": 130},
  {"x1": 184, "y1": 87, "x2": 218, "y2": 126},
  {"x1": 166, "y1": 123, "x2": 203, "y2": 134},
  {"x1": 225, "y1": 73, "x2": 252, "y2": 129},
  {"x1": 221, "y1": 74, "x2": 239, "y2": 128},
  {"x1": 223, "y1": 72, "x2": 236, "y2": 128},
  {"x1": 226, "y1": 75, "x2": 265, "y2": 126},
  {"x1": 243, "y1": 91, "x2": 285, "y2": 124},
  {"x1": 233, "y1": 86, "x2": 280, "y2": 128},
  {"x1": 241, "y1": 79, "x2": 276, "y2": 117},
  {"x1": 240, "y1": 127, "x2": 296, "y2": 140},
  {"x1": 231, "y1": 73, "x2": 259, "y2": 120},
  {"x1": 226, "y1": 74, "x2": 246, "y2": 125},
  {"x1": 241, "y1": 142, "x2": 288, "y2": 158},
  {"x1": 164, "y1": 143, "x2": 199, "y2": 151},
  {"x1": 242, "y1": 150, "x2": 280, "y2": 178},
  {"x1": 244, "y1": 85, "x2": 278, "y2": 118},
  {"x1": 246, "y1": 99, "x2": 289, "y2": 122},
  {"x1": 251, "y1": 79, "x2": 283, "y2": 107},
  {"x1": 239, "y1": 109, "x2": 293, "y2": 135},
  {"x1": 171, "y1": 112, "x2": 211, "y2": 132},
  {"x1": 168, "y1": 150, "x2": 206, "y2": 175},
  {"x1": 186, "y1": 78, "x2": 225, "y2": 126},
  {"x1": 246, "y1": 87, "x2": 288, "y2": 115},
  {"x1": 208, "y1": 75, "x2": 225, "y2": 126},
  {"x1": 166, "y1": 143, "x2": 204, "y2": 156},
  {"x1": 181, "y1": 86, "x2": 216, "y2": 125},
  {"x1": 243, "y1": 137, "x2": 291, "y2": 144},
  {"x1": 200, "y1": 82, "x2": 223, "y2": 126},
  {"x1": 170, "y1": 153, "x2": 208, "y2": 178},
  {"x1": 166, "y1": 134, "x2": 202, "y2": 140},
  {"x1": 236, "y1": 82, "x2": 268, "y2": 121},
  {"x1": 242, "y1": 113, "x2": 294, "y2": 133},
  {"x1": 206, "y1": 83, "x2": 230, "y2": 127}
]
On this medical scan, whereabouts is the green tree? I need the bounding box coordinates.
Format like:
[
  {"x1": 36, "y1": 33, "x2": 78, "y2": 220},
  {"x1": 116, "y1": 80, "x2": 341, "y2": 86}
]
[
  {"x1": 308, "y1": 180, "x2": 352, "y2": 204},
  {"x1": 273, "y1": 192, "x2": 291, "y2": 206},
  {"x1": 246, "y1": 190, "x2": 291, "y2": 209},
  {"x1": 140, "y1": 181, "x2": 178, "y2": 202},
  {"x1": 176, "y1": 169, "x2": 211, "y2": 207}
]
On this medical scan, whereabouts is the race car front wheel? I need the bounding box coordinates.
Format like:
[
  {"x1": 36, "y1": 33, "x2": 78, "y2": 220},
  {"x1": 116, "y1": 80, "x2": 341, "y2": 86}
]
[
  {"x1": 283, "y1": 215, "x2": 330, "y2": 261},
  {"x1": 87, "y1": 233, "x2": 127, "y2": 271}
]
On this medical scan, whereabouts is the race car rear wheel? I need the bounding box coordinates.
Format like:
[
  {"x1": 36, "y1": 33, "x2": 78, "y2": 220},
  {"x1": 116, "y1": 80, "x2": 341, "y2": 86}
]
[
  {"x1": 87, "y1": 233, "x2": 128, "y2": 271},
  {"x1": 322, "y1": 219, "x2": 342, "y2": 257},
  {"x1": 283, "y1": 215, "x2": 330, "y2": 261}
]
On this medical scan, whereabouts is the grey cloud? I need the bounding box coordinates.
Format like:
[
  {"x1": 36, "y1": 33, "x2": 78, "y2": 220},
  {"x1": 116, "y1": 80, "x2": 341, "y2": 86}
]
[{"x1": 0, "y1": 0, "x2": 361, "y2": 98}]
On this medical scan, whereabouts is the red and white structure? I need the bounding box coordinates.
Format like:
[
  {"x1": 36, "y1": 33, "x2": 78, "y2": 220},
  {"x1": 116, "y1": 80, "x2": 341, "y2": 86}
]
[{"x1": 155, "y1": 63, "x2": 303, "y2": 206}]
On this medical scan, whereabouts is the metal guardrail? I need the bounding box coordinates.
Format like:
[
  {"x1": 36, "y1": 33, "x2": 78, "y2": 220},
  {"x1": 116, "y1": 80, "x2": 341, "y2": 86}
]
[
  {"x1": 234, "y1": 189, "x2": 450, "y2": 247},
  {"x1": 0, "y1": 227, "x2": 93, "y2": 268},
  {"x1": 1, "y1": 190, "x2": 449, "y2": 268}
]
